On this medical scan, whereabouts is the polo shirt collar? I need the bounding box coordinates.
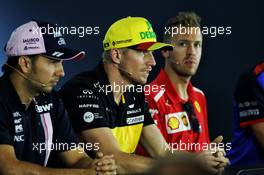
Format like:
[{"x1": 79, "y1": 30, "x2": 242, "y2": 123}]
[
  {"x1": 1, "y1": 75, "x2": 34, "y2": 111},
  {"x1": 95, "y1": 62, "x2": 134, "y2": 108},
  {"x1": 156, "y1": 69, "x2": 195, "y2": 104}
]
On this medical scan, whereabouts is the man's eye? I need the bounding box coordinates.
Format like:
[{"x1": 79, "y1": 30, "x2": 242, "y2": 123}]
[
  {"x1": 194, "y1": 43, "x2": 202, "y2": 48},
  {"x1": 177, "y1": 42, "x2": 187, "y2": 47}
]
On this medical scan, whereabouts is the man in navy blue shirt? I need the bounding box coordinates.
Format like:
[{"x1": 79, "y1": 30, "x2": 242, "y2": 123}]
[
  {"x1": 0, "y1": 20, "x2": 116, "y2": 175},
  {"x1": 228, "y1": 61, "x2": 264, "y2": 168}
]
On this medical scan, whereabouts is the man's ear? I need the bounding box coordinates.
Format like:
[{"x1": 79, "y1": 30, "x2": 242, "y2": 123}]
[
  {"x1": 18, "y1": 56, "x2": 32, "y2": 74},
  {"x1": 110, "y1": 49, "x2": 122, "y2": 64},
  {"x1": 161, "y1": 50, "x2": 170, "y2": 59}
]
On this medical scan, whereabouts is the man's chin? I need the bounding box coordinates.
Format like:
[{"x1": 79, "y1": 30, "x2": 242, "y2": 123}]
[
  {"x1": 180, "y1": 68, "x2": 198, "y2": 77},
  {"x1": 39, "y1": 87, "x2": 53, "y2": 94},
  {"x1": 128, "y1": 76, "x2": 146, "y2": 85},
  {"x1": 135, "y1": 78, "x2": 147, "y2": 85}
]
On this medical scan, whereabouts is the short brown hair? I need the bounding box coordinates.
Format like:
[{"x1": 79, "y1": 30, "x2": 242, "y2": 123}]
[
  {"x1": 1, "y1": 55, "x2": 39, "y2": 76},
  {"x1": 163, "y1": 11, "x2": 201, "y2": 43}
]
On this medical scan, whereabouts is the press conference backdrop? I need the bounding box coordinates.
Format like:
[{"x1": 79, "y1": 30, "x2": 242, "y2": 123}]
[{"x1": 0, "y1": 0, "x2": 263, "y2": 142}]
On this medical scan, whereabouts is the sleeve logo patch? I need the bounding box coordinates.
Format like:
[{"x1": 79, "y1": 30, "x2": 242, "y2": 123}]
[{"x1": 194, "y1": 101, "x2": 201, "y2": 113}]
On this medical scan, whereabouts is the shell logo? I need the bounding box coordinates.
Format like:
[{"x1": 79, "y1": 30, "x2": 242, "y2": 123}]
[
  {"x1": 194, "y1": 101, "x2": 201, "y2": 113},
  {"x1": 168, "y1": 117, "x2": 180, "y2": 130}
]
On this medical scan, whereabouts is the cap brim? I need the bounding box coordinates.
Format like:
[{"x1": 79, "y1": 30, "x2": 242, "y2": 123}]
[
  {"x1": 132, "y1": 42, "x2": 173, "y2": 51},
  {"x1": 42, "y1": 47, "x2": 85, "y2": 61}
]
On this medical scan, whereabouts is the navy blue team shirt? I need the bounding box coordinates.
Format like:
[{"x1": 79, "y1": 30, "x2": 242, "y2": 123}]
[
  {"x1": 0, "y1": 74, "x2": 78, "y2": 166},
  {"x1": 228, "y1": 61, "x2": 264, "y2": 167}
]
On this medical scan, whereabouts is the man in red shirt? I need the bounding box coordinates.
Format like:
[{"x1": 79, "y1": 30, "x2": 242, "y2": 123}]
[
  {"x1": 147, "y1": 69, "x2": 209, "y2": 149},
  {"x1": 142, "y1": 12, "x2": 229, "y2": 174}
]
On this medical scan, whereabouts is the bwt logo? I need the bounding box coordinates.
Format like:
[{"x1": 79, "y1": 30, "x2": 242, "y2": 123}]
[{"x1": 35, "y1": 103, "x2": 53, "y2": 113}]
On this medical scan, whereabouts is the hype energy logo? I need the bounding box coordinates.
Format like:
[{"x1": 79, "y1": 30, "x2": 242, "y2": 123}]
[{"x1": 139, "y1": 21, "x2": 157, "y2": 40}]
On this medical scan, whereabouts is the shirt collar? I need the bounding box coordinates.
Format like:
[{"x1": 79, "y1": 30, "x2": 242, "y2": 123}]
[
  {"x1": 0, "y1": 75, "x2": 28, "y2": 111},
  {"x1": 96, "y1": 62, "x2": 125, "y2": 107},
  {"x1": 156, "y1": 69, "x2": 195, "y2": 104},
  {"x1": 95, "y1": 62, "x2": 136, "y2": 108}
]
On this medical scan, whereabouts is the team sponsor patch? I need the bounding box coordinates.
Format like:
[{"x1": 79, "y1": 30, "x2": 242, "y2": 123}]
[
  {"x1": 24, "y1": 46, "x2": 39, "y2": 50},
  {"x1": 82, "y1": 89, "x2": 93, "y2": 95},
  {"x1": 94, "y1": 113, "x2": 103, "y2": 119},
  {"x1": 126, "y1": 115, "x2": 144, "y2": 124},
  {"x1": 35, "y1": 103, "x2": 53, "y2": 113},
  {"x1": 13, "y1": 111, "x2": 24, "y2": 138},
  {"x1": 12, "y1": 111, "x2": 21, "y2": 118},
  {"x1": 239, "y1": 109, "x2": 260, "y2": 118},
  {"x1": 78, "y1": 103, "x2": 99, "y2": 109},
  {"x1": 14, "y1": 118, "x2": 22, "y2": 124},
  {"x1": 127, "y1": 108, "x2": 141, "y2": 115},
  {"x1": 51, "y1": 51, "x2": 64, "y2": 57},
  {"x1": 165, "y1": 112, "x2": 191, "y2": 134},
  {"x1": 15, "y1": 124, "x2": 23, "y2": 133},
  {"x1": 77, "y1": 89, "x2": 98, "y2": 99},
  {"x1": 238, "y1": 101, "x2": 260, "y2": 118},
  {"x1": 83, "y1": 111, "x2": 95, "y2": 123},
  {"x1": 23, "y1": 38, "x2": 40, "y2": 44},
  {"x1": 167, "y1": 117, "x2": 180, "y2": 130},
  {"x1": 194, "y1": 101, "x2": 201, "y2": 113},
  {"x1": 238, "y1": 101, "x2": 258, "y2": 108},
  {"x1": 57, "y1": 38, "x2": 66, "y2": 45},
  {"x1": 14, "y1": 135, "x2": 24, "y2": 142},
  {"x1": 77, "y1": 94, "x2": 99, "y2": 100}
]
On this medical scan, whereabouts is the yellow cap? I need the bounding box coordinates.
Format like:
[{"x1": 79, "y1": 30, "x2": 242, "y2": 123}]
[{"x1": 103, "y1": 16, "x2": 173, "y2": 51}]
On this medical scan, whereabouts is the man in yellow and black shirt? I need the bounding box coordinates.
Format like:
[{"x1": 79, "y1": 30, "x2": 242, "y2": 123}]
[
  {"x1": 59, "y1": 16, "x2": 174, "y2": 174},
  {"x1": 60, "y1": 63, "x2": 154, "y2": 153}
]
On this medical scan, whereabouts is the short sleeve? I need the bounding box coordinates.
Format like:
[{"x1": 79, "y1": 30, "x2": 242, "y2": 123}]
[
  {"x1": 0, "y1": 102, "x2": 13, "y2": 145},
  {"x1": 235, "y1": 74, "x2": 264, "y2": 127}
]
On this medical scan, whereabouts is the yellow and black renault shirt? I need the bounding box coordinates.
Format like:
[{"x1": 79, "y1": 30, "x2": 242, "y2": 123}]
[{"x1": 59, "y1": 62, "x2": 154, "y2": 154}]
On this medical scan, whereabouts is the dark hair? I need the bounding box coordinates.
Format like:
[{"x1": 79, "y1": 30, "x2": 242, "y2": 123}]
[
  {"x1": 1, "y1": 55, "x2": 38, "y2": 76},
  {"x1": 163, "y1": 11, "x2": 201, "y2": 43},
  {"x1": 1, "y1": 57, "x2": 20, "y2": 76}
]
